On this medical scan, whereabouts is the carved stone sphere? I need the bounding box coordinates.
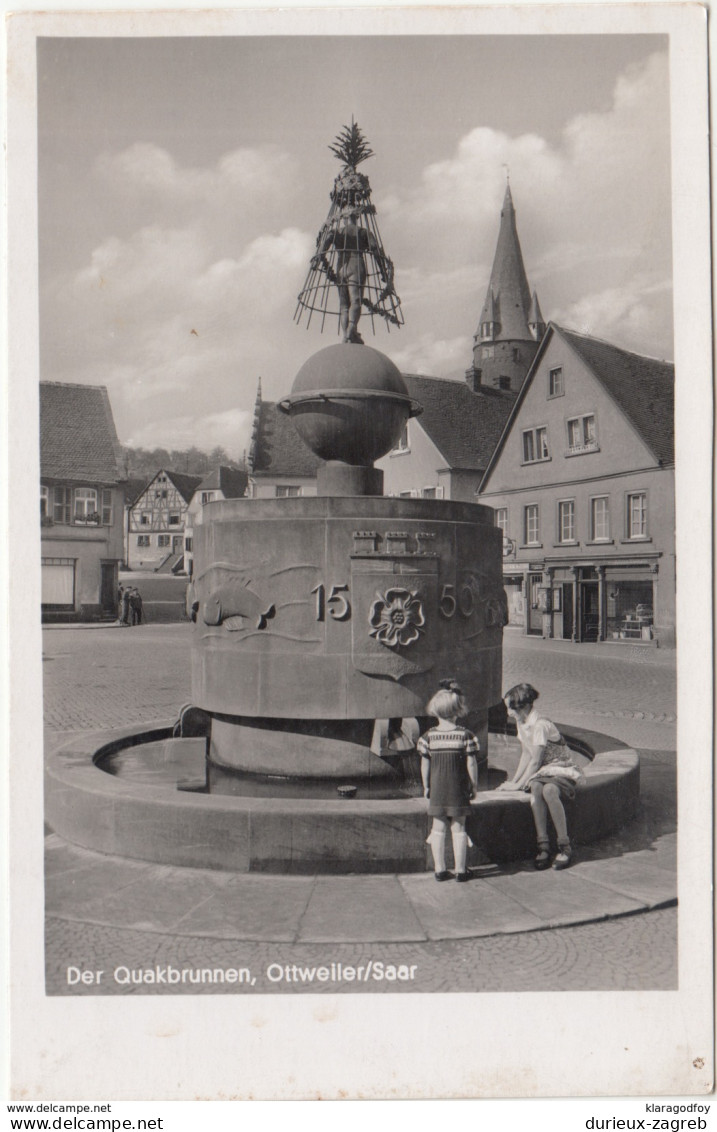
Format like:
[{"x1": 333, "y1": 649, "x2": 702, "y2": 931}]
[{"x1": 279, "y1": 344, "x2": 420, "y2": 466}]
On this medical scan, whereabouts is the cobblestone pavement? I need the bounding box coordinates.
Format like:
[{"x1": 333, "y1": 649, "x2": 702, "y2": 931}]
[
  {"x1": 46, "y1": 906, "x2": 677, "y2": 995},
  {"x1": 41, "y1": 623, "x2": 678, "y2": 993},
  {"x1": 42, "y1": 623, "x2": 676, "y2": 749}
]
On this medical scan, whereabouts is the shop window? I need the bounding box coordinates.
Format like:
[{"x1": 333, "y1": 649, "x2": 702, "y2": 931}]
[
  {"x1": 591, "y1": 496, "x2": 610, "y2": 541},
  {"x1": 275, "y1": 485, "x2": 301, "y2": 498},
  {"x1": 41, "y1": 558, "x2": 75, "y2": 607},
  {"x1": 549, "y1": 368, "x2": 564, "y2": 397},
  {"x1": 52, "y1": 486, "x2": 72, "y2": 525},
  {"x1": 558, "y1": 500, "x2": 575, "y2": 543},
  {"x1": 627, "y1": 492, "x2": 647, "y2": 538},
  {"x1": 606, "y1": 581, "x2": 653, "y2": 640},
  {"x1": 522, "y1": 427, "x2": 549, "y2": 464},
  {"x1": 524, "y1": 504, "x2": 540, "y2": 545},
  {"x1": 567, "y1": 414, "x2": 598, "y2": 454}
]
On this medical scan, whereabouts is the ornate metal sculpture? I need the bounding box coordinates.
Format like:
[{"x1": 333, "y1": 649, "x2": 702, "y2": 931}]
[{"x1": 295, "y1": 122, "x2": 404, "y2": 343}]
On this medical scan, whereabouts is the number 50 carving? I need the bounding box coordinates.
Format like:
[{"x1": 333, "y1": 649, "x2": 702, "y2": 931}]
[{"x1": 311, "y1": 582, "x2": 351, "y2": 621}]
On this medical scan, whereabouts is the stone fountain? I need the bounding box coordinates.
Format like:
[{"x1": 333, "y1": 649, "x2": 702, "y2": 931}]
[
  {"x1": 192, "y1": 342, "x2": 506, "y2": 788},
  {"x1": 44, "y1": 127, "x2": 640, "y2": 874}
]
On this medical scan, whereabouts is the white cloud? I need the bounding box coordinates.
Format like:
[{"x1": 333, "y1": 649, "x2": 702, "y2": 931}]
[
  {"x1": 384, "y1": 50, "x2": 671, "y2": 357},
  {"x1": 552, "y1": 274, "x2": 674, "y2": 358},
  {"x1": 126, "y1": 408, "x2": 252, "y2": 455},
  {"x1": 389, "y1": 334, "x2": 472, "y2": 378},
  {"x1": 41, "y1": 51, "x2": 673, "y2": 450},
  {"x1": 94, "y1": 142, "x2": 296, "y2": 209}
]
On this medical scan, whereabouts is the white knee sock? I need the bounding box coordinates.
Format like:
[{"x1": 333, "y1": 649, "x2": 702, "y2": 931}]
[
  {"x1": 427, "y1": 830, "x2": 446, "y2": 872},
  {"x1": 452, "y1": 827, "x2": 468, "y2": 873}
]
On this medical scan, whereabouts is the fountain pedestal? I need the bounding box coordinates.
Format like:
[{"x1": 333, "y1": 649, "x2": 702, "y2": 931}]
[{"x1": 192, "y1": 495, "x2": 505, "y2": 776}]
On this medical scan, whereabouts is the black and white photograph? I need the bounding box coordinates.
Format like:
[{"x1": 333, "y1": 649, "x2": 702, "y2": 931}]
[{"x1": 5, "y1": 1, "x2": 713, "y2": 1102}]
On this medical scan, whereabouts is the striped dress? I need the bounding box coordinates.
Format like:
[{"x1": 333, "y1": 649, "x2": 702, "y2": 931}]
[{"x1": 417, "y1": 726, "x2": 479, "y2": 817}]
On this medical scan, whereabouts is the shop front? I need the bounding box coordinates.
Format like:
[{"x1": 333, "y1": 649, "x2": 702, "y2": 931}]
[
  {"x1": 504, "y1": 555, "x2": 661, "y2": 644},
  {"x1": 544, "y1": 558, "x2": 659, "y2": 643}
]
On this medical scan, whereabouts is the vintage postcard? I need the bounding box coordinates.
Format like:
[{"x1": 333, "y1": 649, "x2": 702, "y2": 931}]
[{"x1": 5, "y1": 2, "x2": 713, "y2": 1102}]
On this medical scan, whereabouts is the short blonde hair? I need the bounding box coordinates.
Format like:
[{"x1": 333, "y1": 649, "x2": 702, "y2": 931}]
[{"x1": 427, "y1": 680, "x2": 467, "y2": 720}]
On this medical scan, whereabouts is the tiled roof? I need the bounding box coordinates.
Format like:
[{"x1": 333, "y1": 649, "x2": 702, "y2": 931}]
[
  {"x1": 480, "y1": 324, "x2": 675, "y2": 489},
  {"x1": 250, "y1": 399, "x2": 324, "y2": 477},
  {"x1": 124, "y1": 477, "x2": 149, "y2": 507},
  {"x1": 559, "y1": 328, "x2": 674, "y2": 465},
  {"x1": 165, "y1": 471, "x2": 204, "y2": 502},
  {"x1": 403, "y1": 374, "x2": 515, "y2": 471},
  {"x1": 40, "y1": 382, "x2": 123, "y2": 483},
  {"x1": 196, "y1": 465, "x2": 248, "y2": 498}
]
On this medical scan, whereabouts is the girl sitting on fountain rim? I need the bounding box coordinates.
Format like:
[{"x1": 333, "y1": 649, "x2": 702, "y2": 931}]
[
  {"x1": 497, "y1": 683, "x2": 584, "y2": 870},
  {"x1": 418, "y1": 680, "x2": 479, "y2": 883}
]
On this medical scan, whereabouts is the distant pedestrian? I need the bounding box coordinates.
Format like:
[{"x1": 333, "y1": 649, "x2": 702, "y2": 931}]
[
  {"x1": 120, "y1": 586, "x2": 131, "y2": 627},
  {"x1": 129, "y1": 587, "x2": 143, "y2": 626},
  {"x1": 418, "y1": 679, "x2": 479, "y2": 883},
  {"x1": 497, "y1": 683, "x2": 584, "y2": 870}
]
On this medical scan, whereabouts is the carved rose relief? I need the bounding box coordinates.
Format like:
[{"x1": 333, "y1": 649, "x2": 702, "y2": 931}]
[{"x1": 369, "y1": 587, "x2": 425, "y2": 648}]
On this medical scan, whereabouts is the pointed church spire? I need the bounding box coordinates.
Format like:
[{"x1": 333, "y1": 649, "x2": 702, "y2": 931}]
[
  {"x1": 477, "y1": 183, "x2": 532, "y2": 342},
  {"x1": 469, "y1": 184, "x2": 546, "y2": 394},
  {"x1": 528, "y1": 289, "x2": 545, "y2": 341},
  {"x1": 247, "y1": 378, "x2": 263, "y2": 475}
]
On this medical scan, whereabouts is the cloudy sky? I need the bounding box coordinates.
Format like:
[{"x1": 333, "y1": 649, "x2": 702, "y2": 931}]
[{"x1": 38, "y1": 33, "x2": 672, "y2": 458}]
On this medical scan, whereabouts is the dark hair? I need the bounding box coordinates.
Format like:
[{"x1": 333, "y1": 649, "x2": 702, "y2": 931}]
[{"x1": 504, "y1": 683, "x2": 539, "y2": 711}]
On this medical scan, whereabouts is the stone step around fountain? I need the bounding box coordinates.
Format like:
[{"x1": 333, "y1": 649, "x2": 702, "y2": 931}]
[{"x1": 45, "y1": 722, "x2": 639, "y2": 874}]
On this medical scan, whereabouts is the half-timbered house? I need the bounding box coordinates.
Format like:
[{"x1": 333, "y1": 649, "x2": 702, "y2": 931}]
[{"x1": 127, "y1": 470, "x2": 202, "y2": 571}]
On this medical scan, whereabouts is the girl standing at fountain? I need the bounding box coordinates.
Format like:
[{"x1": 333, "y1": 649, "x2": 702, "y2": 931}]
[
  {"x1": 498, "y1": 683, "x2": 583, "y2": 870},
  {"x1": 418, "y1": 679, "x2": 479, "y2": 883}
]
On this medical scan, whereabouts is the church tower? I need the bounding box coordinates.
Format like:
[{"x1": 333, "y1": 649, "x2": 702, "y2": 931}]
[{"x1": 466, "y1": 183, "x2": 546, "y2": 394}]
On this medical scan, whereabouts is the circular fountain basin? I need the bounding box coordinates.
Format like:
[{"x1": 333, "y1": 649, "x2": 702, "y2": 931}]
[{"x1": 45, "y1": 722, "x2": 639, "y2": 874}]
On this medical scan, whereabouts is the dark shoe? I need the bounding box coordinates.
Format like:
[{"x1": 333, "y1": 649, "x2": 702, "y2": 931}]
[
  {"x1": 534, "y1": 850, "x2": 551, "y2": 871},
  {"x1": 552, "y1": 845, "x2": 573, "y2": 870},
  {"x1": 434, "y1": 871, "x2": 453, "y2": 882},
  {"x1": 455, "y1": 872, "x2": 470, "y2": 883}
]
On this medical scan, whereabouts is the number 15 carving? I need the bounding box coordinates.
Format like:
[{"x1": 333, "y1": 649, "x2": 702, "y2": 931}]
[{"x1": 311, "y1": 582, "x2": 351, "y2": 621}]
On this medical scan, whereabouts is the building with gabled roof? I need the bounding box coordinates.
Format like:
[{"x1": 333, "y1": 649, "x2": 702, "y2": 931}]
[
  {"x1": 247, "y1": 373, "x2": 515, "y2": 503},
  {"x1": 377, "y1": 374, "x2": 515, "y2": 501},
  {"x1": 40, "y1": 381, "x2": 126, "y2": 620},
  {"x1": 466, "y1": 183, "x2": 546, "y2": 395},
  {"x1": 478, "y1": 323, "x2": 675, "y2": 646},
  {"x1": 127, "y1": 469, "x2": 203, "y2": 571},
  {"x1": 184, "y1": 465, "x2": 249, "y2": 576}
]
